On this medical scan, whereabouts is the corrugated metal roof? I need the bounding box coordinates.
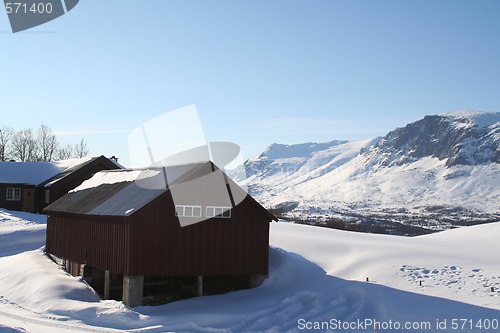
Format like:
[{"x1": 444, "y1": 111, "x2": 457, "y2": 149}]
[
  {"x1": 45, "y1": 162, "x2": 212, "y2": 216},
  {"x1": 45, "y1": 181, "x2": 166, "y2": 216}
]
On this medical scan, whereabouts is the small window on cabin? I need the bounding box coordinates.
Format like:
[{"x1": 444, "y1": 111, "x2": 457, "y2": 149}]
[
  {"x1": 6, "y1": 188, "x2": 21, "y2": 201},
  {"x1": 45, "y1": 190, "x2": 50, "y2": 204},
  {"x1": 206, "y1": 206, "x2": 231, "y2": 218},
  {"x1": 175, "y1": 205, "x2": 202, "y2": 218}
]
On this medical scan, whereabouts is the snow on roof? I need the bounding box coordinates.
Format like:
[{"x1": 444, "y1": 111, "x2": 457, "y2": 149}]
[
  {"x1": 0, "y1": 157, "x2": 92, "y2": 186},
  {"x1": 47, "y1": 163, "x2": 212, "y2": 216},
  {"x1": 70, "y1": 162, "x2": 210, "y2": 193},
  {"x1": 70, "y1": 169, "x2": 153, "y2": 192}
]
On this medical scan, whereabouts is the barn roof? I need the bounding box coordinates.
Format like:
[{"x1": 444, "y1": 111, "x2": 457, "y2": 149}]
[
  {"x1": 0, "y1": 157, "x2": 93, "y2": 186},
  {"x1": 44, "y1": 162, "x2": 214, "y2": 216},
  {"x1": 44, "y1": 161, "x2": 278, "y2": 221}
]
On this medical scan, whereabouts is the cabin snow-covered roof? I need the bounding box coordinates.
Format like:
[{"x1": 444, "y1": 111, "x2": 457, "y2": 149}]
[{"x1": 0, "y1": 157, "x2": 93, "y2": 186}]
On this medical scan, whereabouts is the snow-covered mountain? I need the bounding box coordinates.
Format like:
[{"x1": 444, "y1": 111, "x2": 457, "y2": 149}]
[
  {"x1": 232, "y1": 138, "x2": 379, "y2": 195},
  {"x1": 234, "y1": 111, "x2": 500, "y2": 233},
  {"x1": 365, "y1": 111, "x2": 499, "y2": 168}
]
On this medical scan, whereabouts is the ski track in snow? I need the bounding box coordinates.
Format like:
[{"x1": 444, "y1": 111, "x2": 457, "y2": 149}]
[{"x1": 0, "y1": 298, "x2": 116, "y2": 333}]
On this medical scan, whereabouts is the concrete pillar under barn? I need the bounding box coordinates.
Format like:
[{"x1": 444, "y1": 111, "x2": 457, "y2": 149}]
[
  {"x1": 198, "y1": 275, "x2": 203, "y2": 297},
  {"x1": 123, "y1": 275, "x2": 144, "y2": 307},
  {"x1": 104, "y1": 270, "x2": 110, "y2": 300},
  {"x1": 249, "y1": 274, "x2": 267, "y2": 288}
]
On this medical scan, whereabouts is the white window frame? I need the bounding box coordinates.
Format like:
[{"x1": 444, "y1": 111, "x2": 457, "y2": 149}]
[
  {"x1": 175, "y1": 205, "x2": 202, "y2": 218},
  {"x1": 6, "y1": 187, "x2": 21, "y2": 201},
  {"x1": 206, "y1": 206, "x2": 231, "y2": 218}
]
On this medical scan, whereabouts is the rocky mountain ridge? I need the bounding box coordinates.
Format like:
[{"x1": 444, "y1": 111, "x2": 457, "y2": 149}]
[{"x1": 234, "y1": 111, "x2": 500, "y2": 235}]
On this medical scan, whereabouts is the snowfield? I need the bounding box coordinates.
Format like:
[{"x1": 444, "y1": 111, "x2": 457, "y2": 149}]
[{"x1": 0, "y1": 209, "x2": 499, "y2": 332}]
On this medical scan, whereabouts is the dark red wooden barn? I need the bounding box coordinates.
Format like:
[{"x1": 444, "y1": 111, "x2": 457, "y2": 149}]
[{"x1": 45, "y1": 161, "x2": 277, "y2": 306}]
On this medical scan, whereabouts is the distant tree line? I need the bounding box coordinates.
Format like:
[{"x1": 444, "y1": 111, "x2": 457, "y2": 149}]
[{"x1": 0, "y1": 124, "x2": 89, "y2": 162}]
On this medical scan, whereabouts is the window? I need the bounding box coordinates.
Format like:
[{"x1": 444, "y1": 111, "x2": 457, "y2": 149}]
[
  {"x1": 206, "y1": 206, "x2": 231, "y2": 218},
  {"x1": 45, "y1": 190, "x2": 50, "y2": 204},
  {"x1": 6, "y1": 188, "x2": 21, "y2": 201},
  {"x1": 175, "y1": 205, "x2": 202, "y2": 217}
]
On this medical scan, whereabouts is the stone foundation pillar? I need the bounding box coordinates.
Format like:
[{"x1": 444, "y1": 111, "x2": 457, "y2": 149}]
[
  {"x1": 198, "y1": 275, "x2": 203, "y2": 297},
  {"x1": 122, "y1": 275, "x2": 144, "y2": 307}
]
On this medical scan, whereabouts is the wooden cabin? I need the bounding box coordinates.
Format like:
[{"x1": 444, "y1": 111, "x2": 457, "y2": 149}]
[
  {"x1": 0, "y1": 156, "x2": 121, "y2": 213},
  {"x1": 44, "y1": 161, "x2": 277, "y2": 306}
]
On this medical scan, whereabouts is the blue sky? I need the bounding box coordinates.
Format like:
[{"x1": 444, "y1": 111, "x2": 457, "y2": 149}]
[{"x1": 1, "y1": 0, "x2": 499, "y2": 166}]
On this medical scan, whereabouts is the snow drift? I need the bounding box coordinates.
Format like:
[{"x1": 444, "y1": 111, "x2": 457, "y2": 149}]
[{"x1": 0, "y1": 209, "x2": 499, "y2": 332}]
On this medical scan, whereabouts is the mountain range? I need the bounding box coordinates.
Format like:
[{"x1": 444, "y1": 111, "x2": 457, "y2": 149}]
[{"x1": 231, "y1": 111, "x2": 500, "y2": 235}]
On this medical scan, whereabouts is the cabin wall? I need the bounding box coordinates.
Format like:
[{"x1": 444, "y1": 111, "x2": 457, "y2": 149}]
[{"x1": 0, "y1": 184, "x2": 32, "y2": 212}]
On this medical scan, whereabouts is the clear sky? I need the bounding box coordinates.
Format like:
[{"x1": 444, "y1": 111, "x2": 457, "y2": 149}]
[{"x1": 1, "y1": 0, "x2": 499, "y2": 167}]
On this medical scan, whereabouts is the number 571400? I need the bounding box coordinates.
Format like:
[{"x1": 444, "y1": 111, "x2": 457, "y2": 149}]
[{"x1": 5, "y1": 2, "x2": 53, "y2": 14}]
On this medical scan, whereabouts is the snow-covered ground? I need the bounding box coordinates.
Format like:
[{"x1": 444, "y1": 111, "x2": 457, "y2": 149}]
[{"x1": 0, "y1": 209, "x2": 499, "y2": 332}]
